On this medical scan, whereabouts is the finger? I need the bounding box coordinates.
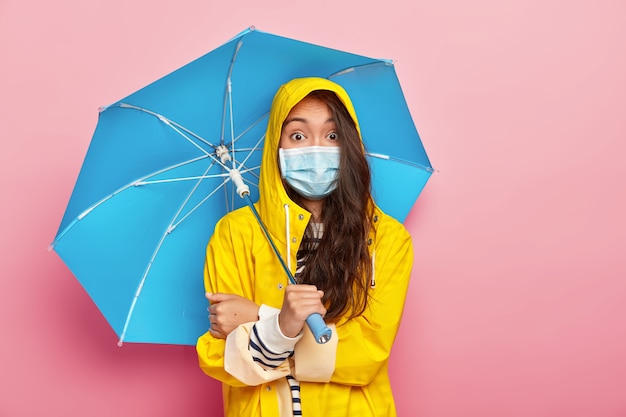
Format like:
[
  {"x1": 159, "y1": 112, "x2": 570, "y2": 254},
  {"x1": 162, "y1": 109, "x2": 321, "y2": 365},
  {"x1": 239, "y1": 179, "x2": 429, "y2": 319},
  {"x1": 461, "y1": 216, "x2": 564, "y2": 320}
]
[
  {"x1": 209, "y1": 302, "x2": 235, "y2": 316},
  {"x1": 207, "y1": 292, "x2": 231, "y2": 303},
  {"x1": 286, "y1": 284, "x2": 319, "y2": 292},
  {"x1": 208, "y1": 292, "x2": 242, "y2": 303},
  {"x1": 286, "y1": 291, "x2": 323, "y2": 304},
  {"x1": 284, "y1": 298, "x2": 326, "y2": 317},
  {"x1": 206, "y1": 292, "x2": 224, "y2": 303}
]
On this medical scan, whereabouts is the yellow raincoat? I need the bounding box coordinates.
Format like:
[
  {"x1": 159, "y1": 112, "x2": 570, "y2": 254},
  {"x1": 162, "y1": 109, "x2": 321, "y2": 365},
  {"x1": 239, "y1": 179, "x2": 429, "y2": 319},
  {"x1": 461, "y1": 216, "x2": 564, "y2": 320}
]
[{"x1": 196, "y1": 78, "x2": 413, "y2": 417}]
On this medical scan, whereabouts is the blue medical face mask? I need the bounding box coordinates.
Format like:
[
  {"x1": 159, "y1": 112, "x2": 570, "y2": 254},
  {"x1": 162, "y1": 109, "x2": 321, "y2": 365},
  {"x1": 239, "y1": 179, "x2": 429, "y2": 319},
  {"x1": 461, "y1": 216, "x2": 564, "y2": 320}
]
[{"x1": 278, "y1": 146, "x2": 341, "y2": 200}]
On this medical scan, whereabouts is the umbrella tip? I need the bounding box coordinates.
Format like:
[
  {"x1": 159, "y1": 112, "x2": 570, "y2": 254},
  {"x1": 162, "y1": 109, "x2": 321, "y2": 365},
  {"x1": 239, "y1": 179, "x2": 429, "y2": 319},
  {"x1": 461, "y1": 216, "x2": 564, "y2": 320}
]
[
  {"x1": 249, "y1": 25, "x2": 256, "y2": 31},
  {"x1": 117, "y1": 340, "x2": 124, "y2": 347}
]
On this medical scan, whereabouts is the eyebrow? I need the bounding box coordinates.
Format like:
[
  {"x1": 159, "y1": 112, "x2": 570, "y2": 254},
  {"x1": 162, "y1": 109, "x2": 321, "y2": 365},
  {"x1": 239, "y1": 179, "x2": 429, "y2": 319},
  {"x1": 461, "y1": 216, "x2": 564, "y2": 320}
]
[{"x1": 282, "y1": 117, "x2": 335, "y2": 127}]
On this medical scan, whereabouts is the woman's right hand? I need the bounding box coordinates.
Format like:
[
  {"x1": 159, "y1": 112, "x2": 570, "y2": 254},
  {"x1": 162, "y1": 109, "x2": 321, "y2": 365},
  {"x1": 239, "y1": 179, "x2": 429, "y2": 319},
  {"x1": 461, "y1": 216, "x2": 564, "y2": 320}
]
[{"x1": 278, "y1": 285, "x2": 326, "y2": 338}]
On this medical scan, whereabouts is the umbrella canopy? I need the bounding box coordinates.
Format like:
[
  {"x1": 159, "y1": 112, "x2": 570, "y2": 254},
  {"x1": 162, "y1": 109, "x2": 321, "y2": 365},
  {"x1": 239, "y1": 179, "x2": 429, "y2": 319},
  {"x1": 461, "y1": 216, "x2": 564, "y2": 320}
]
[{"x1": 51, "y1": 27, "x2": 433, "y2": 346}]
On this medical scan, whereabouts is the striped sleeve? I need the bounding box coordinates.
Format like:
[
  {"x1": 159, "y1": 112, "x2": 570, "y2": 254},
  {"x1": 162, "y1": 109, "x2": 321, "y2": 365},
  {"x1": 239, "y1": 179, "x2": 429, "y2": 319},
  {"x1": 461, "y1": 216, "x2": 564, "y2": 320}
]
[{"x1": 249, "y1": 313, "x2": 302, "y2": 371}]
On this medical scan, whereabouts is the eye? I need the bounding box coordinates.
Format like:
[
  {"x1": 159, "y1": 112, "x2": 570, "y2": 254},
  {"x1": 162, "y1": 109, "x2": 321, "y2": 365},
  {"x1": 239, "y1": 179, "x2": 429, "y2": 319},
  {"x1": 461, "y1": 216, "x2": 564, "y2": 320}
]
[
  {"x1": 328, "y1": 132, "x2": 338, "y2": 141},
  {"x1": 290, "y1": 132, "x2": 305, "y2": 141}
]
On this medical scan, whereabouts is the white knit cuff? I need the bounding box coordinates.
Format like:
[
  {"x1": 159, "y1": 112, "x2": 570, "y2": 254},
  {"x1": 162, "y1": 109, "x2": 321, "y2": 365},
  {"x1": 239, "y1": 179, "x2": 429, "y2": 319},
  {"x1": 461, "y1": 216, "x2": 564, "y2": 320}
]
[
  {"x1": 258, "y1": 304, "x2": 281, "y2": 320},
  {"x1": 255, "y1": 311, "x2": 303, "y2": 354}
]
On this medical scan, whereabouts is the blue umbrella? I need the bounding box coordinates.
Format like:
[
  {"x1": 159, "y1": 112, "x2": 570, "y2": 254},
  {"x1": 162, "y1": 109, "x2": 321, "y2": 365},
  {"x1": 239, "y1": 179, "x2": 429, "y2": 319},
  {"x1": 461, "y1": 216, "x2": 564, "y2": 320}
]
[{"x1": 51, "y1": 27, "x2": 433, "y2": 346}]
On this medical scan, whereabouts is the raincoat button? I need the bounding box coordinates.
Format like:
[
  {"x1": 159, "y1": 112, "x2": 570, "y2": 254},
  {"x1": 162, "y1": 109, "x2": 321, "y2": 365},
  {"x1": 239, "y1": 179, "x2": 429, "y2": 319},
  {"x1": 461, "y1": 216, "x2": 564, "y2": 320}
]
[
  {"x1": 373, "y1": 215, "x2": 379, "y2": 222},
  {"x1": 277, "y1": 283, "x2": 284, "y2": 290},
  {"x1": 266, "y1": 386, "x2": 272, "y2": 391},
  {"x1": 298, "y1": 214, "x2": 304, "y2": 220},
  {"x1": 367, "y1": 238, "x2": 373, "y2": 245},
  {"x1": 292, "y1": 237, "x2": 297, "y2": 243}
]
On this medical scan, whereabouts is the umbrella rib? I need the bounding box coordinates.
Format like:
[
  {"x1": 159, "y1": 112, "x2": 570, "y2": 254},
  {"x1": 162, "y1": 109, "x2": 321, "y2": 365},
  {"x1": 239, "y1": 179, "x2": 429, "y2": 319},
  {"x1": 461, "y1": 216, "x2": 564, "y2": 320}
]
[
  {"x1": 228, "y1": 80, "x2": 236, "y2": 167},
  {"x1": 366, "y1": 152, "x2": 435, "y2": 173},
  {"x1": 221, "y1": 39, "x2": 244, "y2": 148},
  {"x1": 115, "y1": 103, "x2": 215, "y2": 155},
  {"x1": 51, "y1": 154, "x2": 211, "y2": 246},
  {"x1": 112, "y1": 103, "x2": 241, "y2": 174},
  {"x1": 238, "y1": 164, "x2": 261, "y2": 176},
  {"x1": 160, "y1": 160, "x2": 218, "y2": 230},
  {"x1": 235, "y1": 133, "x2": 265, "y2": 171},
  {"x1": 327, "y1": 60, "x2": 393, "y2": 79},
  {"x1": 117, "y1": 224, "x2": 169, "y2": 346},
  {"x1": 166, "y1": 118, "x2": 220, "y2": 151},
  {"x1": 170, "y1": 176, "x2": 231, "y2": 230},
  {"x1": 242, "y1": 172, "x2": 260, "y2": 192},
  {"x1": 137, "y1": 172, "x2": 229, "y2": 185},
  {"x1": 167, "y1": 156, "x2": 225, "y2": 230},
  {"x1": 232, "y1": 112, "x2": 269, "y2": 146}
]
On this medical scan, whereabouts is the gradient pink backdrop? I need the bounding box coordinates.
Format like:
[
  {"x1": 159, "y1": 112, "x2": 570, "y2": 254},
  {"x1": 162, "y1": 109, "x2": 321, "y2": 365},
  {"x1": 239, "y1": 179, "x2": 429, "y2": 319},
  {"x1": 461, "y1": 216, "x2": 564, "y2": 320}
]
[{"x1": 1, "y1": 0, "x2": 625, "y2": 416}]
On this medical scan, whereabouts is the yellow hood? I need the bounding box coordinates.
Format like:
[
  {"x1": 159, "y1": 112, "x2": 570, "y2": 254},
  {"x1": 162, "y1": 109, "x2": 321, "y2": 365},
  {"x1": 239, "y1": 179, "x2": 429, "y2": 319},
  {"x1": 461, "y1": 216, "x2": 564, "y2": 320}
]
[{"x1": 256, "y1": 77, "x2": 363, "y2": 250}]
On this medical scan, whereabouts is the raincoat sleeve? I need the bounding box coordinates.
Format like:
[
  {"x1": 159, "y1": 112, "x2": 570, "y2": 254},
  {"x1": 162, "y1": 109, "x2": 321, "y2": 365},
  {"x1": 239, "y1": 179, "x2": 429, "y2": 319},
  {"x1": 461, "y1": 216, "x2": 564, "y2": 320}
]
[
  {"x1": 196, "y1": 213, "x2": 260, "y2": 387},
  {"x1": 197, "y1": 212, "x2": 297, "y2": 386},
  {"x1": 222, "y1": 319, "x2": 295, "y2": 386},
  {"x1": 328, "y1": 216, "x2": 413, "y2": 386}
]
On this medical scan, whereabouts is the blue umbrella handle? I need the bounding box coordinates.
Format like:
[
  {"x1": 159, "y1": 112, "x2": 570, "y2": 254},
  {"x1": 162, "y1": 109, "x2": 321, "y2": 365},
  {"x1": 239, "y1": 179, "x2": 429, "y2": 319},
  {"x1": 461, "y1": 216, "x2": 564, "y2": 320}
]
[
  {"x1": 231, "y1": 170, "x2": 332, "y2": 344},
  {"x1": 306, "y1": 313, "x2": 332, "y2": 344}
]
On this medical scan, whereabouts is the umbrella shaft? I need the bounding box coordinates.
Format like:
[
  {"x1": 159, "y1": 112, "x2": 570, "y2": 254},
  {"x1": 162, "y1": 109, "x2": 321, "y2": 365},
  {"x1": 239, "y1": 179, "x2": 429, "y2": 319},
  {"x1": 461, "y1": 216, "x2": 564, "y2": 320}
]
[{"x1": 242, "y1": 193, "x2": 331, "y2": 344}]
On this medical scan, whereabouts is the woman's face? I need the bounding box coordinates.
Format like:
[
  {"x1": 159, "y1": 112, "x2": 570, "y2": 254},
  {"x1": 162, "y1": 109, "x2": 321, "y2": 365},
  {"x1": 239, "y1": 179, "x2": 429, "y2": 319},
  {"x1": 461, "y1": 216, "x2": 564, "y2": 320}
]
[{"x1": 279, "y1": 97, "x2": 340, "y2": 150}]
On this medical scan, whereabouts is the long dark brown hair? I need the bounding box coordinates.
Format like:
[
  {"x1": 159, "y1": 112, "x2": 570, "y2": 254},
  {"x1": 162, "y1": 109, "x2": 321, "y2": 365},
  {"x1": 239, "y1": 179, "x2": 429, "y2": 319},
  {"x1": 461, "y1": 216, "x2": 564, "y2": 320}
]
[{"x1": 283, "y1": 90, "x2": 374, "y2": 321}]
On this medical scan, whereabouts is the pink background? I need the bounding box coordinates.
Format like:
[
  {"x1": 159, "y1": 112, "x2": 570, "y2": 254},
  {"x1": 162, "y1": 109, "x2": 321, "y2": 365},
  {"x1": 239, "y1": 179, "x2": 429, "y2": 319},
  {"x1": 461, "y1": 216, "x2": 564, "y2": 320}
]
[{"x1": 1, "y1": 0, "x2": 625, "y2": 416}]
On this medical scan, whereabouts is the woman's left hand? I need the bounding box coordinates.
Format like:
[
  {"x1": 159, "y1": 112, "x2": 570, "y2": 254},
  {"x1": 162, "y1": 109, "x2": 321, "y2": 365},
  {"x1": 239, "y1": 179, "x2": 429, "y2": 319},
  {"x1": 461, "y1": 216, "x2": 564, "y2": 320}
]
[{"x1": 207, "y1": 293, "x2": 260, "y2": 339}]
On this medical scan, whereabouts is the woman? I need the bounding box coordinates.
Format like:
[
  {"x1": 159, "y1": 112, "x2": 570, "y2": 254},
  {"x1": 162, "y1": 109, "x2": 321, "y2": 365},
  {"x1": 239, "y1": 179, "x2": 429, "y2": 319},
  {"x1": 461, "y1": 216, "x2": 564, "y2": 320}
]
[{"x1": 196, "y1": 77, "x2": 413, "y2": 417}]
